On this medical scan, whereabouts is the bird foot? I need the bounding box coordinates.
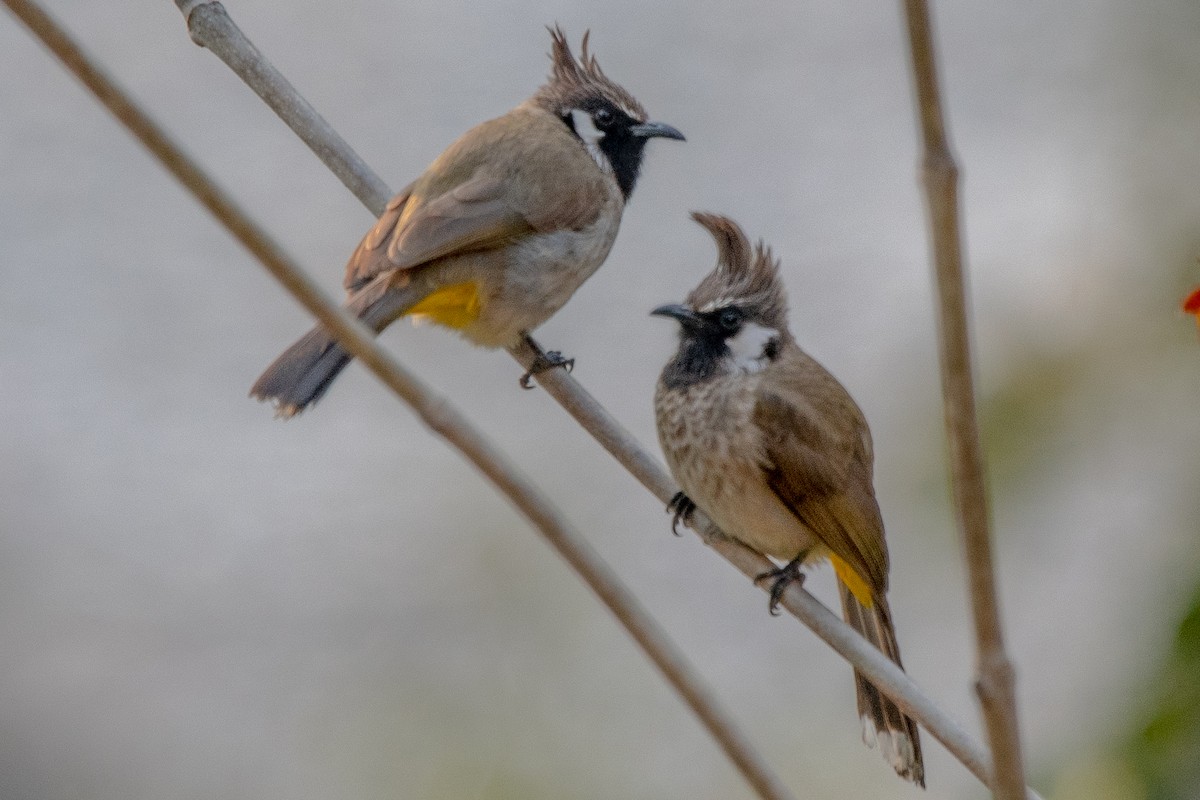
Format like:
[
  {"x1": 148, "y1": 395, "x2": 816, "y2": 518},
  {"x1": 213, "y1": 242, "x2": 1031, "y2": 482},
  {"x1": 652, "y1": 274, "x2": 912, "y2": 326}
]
[
  {"x1": 666, "y1": 492, "x2": 697, "y2": 535},
  {"x1": 754, "y1": 553, "x2": 808, "y2": 616},
  {"x1": 519, "y1": 342, "x2": 575, "y2": 389}
]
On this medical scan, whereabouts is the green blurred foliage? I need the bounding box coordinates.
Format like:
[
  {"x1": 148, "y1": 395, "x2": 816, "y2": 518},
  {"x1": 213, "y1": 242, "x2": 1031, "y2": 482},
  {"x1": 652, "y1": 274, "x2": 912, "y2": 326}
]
[
  {"x1": 1124, "y1": 583, "x2": 1200, "y2": 800},
  {"x1": 1054, "y1": 584, "x2": 1200, "y2": 800}
]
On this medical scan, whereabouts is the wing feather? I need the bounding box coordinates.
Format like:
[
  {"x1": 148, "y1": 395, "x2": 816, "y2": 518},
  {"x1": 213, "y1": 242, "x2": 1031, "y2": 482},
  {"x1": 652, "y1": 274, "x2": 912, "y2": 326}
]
[
  {"x1": 754, "y1": 367, "x2": 889, "y2": 595},
  {"x1": 342, "y1": 177, "x2": 534, "y2": 292},
  {"x1": 342, "y1": 109, "x2": 608, "y2": 293}
]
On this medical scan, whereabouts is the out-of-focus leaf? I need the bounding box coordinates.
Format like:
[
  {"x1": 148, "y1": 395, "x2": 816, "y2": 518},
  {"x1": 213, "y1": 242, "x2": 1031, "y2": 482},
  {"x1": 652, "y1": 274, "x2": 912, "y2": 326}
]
[{"x1": 1124, "y1": 584, "x2": 1200, "y2": 800}]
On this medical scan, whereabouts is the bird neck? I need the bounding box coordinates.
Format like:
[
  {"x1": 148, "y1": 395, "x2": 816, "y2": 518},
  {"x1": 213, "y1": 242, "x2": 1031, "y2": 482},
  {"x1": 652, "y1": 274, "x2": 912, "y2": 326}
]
[
  {"x1": 660, "y1": 336, "x2": 728, "y2": 390},
  {"x1": 599, "y1": 132, "x2": 646, "y2": 200}
]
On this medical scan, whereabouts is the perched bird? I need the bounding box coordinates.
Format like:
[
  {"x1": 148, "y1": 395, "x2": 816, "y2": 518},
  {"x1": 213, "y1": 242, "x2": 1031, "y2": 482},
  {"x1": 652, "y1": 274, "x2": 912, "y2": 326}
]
[
  {"x1": 652, "y1": 213, "x2": 925, "y2": 786},
  {"x1": 251, "y1": 27, "x2": 683, "y2": 416}
]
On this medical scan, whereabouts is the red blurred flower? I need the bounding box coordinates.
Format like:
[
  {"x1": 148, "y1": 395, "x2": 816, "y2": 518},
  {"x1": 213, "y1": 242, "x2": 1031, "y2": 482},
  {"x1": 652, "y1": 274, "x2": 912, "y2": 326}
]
[{"x1": 1184, "y1": 287, "x2": 1200, "y2": 325}]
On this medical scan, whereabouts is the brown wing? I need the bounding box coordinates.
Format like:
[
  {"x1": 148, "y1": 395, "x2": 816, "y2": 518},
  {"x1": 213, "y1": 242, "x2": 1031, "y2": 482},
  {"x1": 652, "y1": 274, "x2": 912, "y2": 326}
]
[
  {"x1": 345, "y1": 184, "x2": 409, "y2": 291},
  {"x1": 754, "y1": 374, "x2": 889, "y2": 595},
  {"x1": 342, "y1": 108, "x2": 608, "y2": 293},
  {"x1": 343, "y1": 177, "x2": 533, "y2": 292}
]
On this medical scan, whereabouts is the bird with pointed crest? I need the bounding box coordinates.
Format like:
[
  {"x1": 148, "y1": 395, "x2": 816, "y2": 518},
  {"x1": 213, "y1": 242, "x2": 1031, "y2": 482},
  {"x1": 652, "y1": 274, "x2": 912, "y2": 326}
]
[
  {"x1": 252, "y1": 26, "x2": 683, "y2": 416},
  {"x1": 653, "y1": 213, "x2": 926, "y2": 787}
]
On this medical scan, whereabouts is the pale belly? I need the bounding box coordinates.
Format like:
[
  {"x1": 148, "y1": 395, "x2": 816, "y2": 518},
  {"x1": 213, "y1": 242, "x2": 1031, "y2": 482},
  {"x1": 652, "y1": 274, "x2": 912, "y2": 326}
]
[
  {"x1": 455, "y1": 209, "x2": 622, "y2": 348},
  {"x1": 656, "y1": 377, "x2": 819, "y2": 562}
]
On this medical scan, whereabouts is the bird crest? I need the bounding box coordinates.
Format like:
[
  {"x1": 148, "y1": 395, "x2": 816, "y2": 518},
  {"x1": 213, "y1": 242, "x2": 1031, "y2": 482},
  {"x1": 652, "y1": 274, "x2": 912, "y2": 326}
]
[
  {"x1": 686, "y1": 212, "x2": 789, "y2": 330},
  {"x1": 535, "y1": 26, "x2": 647, "y2": 122}
]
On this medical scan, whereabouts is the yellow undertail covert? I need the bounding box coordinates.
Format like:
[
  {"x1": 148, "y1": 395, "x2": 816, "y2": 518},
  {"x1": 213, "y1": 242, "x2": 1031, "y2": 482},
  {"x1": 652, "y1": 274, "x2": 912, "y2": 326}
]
[
  {"x1": 407, "y1": 281, "x2": 482, "y2": 329},
  {"x1": 830, "y1": 553, "x2": 875, "y2": 608}
]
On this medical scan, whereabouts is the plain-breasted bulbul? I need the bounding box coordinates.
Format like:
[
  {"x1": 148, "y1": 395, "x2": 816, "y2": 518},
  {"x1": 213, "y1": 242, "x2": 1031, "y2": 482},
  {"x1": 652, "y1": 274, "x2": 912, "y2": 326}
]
[
  {"x1": 251, "y1": 27, "x2": 683, "y2": 416},
  {"x1": 652, "y1": 213, "x2": 925, "y2": 787}
]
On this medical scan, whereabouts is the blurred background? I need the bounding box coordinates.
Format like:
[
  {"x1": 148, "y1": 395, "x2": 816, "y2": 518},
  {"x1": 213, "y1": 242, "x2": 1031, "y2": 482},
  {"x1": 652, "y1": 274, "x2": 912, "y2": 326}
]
[{"x1": 2, "y1": 1, "x2": 1198, "y2": 798}]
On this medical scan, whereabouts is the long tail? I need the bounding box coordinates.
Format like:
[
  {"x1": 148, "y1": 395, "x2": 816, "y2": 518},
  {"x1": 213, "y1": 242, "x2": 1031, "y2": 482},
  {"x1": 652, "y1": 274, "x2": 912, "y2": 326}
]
[
  {"x1": 249, "y1": 280, "x2": 429, "y2": 418},
  {"x1": 838, "y1": 583, "x2": 926, "y2": 787}
]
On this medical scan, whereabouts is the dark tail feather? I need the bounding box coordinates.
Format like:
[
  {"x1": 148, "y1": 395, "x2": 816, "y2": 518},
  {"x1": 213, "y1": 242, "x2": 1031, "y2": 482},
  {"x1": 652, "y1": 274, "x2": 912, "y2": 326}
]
[
  {"x1": 249, "y1": 281, "x2": 426, "y2": 418},
  {"x1": 249, "y1": 326, "x2": 355, "y2": 416},
  {"x1": 838, "y1": 584, "x2": 926, "y2": 788}
]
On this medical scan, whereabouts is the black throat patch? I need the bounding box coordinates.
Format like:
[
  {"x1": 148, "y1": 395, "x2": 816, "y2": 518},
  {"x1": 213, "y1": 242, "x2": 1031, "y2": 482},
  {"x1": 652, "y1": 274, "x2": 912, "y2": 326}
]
[
  {"x1": 600, "y1": 129, "x2": 647, "y2": 199},
  {"x1": 659, "y1": 333, "x2": 728, "y2": 390},
  {"x1": 559, "y1": 109, "x2": 647, "y2": 199}
]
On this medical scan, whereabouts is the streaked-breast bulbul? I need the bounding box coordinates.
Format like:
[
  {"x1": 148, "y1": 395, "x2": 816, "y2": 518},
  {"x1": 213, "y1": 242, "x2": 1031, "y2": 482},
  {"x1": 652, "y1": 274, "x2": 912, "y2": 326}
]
[
  {"x1": 652, "y1": 213, "x2": 925, "y2": 786},
  {"x1": 251, "y1": 27, "x2": 683, "y2": 416}
]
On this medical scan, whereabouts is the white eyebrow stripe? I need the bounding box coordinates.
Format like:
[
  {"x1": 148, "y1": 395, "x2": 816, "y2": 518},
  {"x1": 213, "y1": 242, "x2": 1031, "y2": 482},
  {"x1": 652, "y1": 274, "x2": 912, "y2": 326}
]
[{"x1": 696, "y1": 296, "x2": 738, "y2": 313}]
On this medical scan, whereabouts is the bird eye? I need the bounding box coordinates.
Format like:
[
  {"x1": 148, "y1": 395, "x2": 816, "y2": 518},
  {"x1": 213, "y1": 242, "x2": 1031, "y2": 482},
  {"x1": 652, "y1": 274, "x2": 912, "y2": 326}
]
[
  {"x1": 718, "y1": 308, "x2": 742, "y2": 332},
  {"x1": 593, "y1": 107, "x2": 615, "y2": 128}
]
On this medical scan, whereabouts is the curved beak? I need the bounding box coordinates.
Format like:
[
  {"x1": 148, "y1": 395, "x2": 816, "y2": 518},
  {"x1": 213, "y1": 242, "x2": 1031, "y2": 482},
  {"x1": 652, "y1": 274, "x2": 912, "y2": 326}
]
[
  {"x1": 630, "y1": 121, "x2": 686, "y2": 141},
  {"x1": 651, "y1": 303, "x2": 703, "y2": 330}
]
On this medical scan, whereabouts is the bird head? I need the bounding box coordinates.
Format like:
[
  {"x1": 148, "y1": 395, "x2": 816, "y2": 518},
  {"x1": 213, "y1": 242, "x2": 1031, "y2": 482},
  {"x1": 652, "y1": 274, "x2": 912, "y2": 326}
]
[
  {"x1": 653, "y1": 213, "x2": 791, "y2": 383},
  {"x1": 533, "y1": 27, "x2": 684, "y2": 198}
]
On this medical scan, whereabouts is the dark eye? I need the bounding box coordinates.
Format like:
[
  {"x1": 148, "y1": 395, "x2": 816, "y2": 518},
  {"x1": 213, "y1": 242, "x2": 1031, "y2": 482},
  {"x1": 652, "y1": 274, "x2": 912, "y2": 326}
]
[
  {"x1": 593, "y1": 107, "x2": 615, "y2": 128},
  {"x1": 718, "y1": 308, "x2": 742, "y2": 332}
]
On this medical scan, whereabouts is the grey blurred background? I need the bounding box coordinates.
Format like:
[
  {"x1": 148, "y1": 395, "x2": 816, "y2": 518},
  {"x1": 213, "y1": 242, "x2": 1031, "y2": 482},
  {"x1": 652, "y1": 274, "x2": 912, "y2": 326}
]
[{"x1": 2, "y1": 1, "x2": 1199, "y2": 798}]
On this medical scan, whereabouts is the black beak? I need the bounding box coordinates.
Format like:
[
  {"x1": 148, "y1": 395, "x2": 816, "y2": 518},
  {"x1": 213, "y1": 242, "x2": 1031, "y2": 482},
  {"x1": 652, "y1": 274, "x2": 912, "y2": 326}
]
[
  {"x1": 630, "y1": 121, "x2": 686, "y2": 141},
  {"x1": 651, "y1": 303, "x2": 705, "y2": 331}
]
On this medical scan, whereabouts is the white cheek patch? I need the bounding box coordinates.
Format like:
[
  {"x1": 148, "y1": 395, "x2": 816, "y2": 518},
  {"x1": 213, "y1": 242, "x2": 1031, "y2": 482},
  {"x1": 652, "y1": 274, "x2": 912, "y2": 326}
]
[
  {"x1": 726, "y1": 321, "x2": 778, "y2": 373},
  {"x1": 569, "y1": 109, "x2": 609, "y2": 172}
]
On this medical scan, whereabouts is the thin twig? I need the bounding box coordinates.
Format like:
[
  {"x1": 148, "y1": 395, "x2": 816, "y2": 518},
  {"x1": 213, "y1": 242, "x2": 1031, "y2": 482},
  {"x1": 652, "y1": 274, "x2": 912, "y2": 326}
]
[
  {"x1": 1, "y1": 2, "x2": 798, "y2": 799},
  {"x1": 900, "y1": 2, "x2": 1029, "y2": 799},
  {"x1": 169, "y1": 3, "x2": 1047, "y2": 797}
]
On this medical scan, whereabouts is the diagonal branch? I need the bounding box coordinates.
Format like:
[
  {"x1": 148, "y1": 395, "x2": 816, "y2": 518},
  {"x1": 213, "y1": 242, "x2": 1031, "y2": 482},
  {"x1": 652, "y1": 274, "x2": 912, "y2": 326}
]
[
  {"x1": 900, "y1": 2, "x2": 1029, "y2": 798},
  {"x1": 1, "y1": 2, "x2": 797, "y2": 799},
  {"x1": 170, "y1": 3, "x2": 1044, "y2": 797}
]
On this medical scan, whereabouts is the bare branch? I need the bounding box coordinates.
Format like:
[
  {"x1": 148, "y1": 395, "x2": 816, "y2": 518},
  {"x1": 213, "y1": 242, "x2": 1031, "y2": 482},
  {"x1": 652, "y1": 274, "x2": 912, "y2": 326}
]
[
  {"x1": 900, "y1": 2, "x2": 1029, "y2": 798},
  {"x1": 2, "y1": 2, "x2": 797, "y2": 798},
  {"x1": 176, "y1": 0, "x2": 391, "y2": 214}
]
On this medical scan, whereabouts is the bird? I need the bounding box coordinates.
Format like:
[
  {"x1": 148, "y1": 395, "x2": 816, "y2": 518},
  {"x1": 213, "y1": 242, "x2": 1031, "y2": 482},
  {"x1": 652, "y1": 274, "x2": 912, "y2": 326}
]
[
  {"x1": 251, "y1": 27, "x2": 683, "y2": 416},
  {"x1": 652, "y1": 212, "x2": 925, "y2": 787}
]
